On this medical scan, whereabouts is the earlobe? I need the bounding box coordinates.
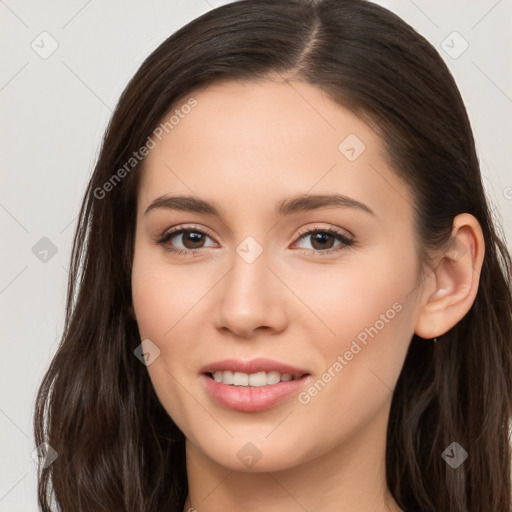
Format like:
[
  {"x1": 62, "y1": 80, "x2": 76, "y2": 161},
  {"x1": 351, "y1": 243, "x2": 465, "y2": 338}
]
[{"x1": 414, "y1": 213, "x2": 485, "y2": 339}]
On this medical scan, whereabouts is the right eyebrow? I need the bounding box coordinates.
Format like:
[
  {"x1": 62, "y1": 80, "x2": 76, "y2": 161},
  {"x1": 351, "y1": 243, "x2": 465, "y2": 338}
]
[{"x1": 144, "y1": 195, "x2": 221, "y2": 216}]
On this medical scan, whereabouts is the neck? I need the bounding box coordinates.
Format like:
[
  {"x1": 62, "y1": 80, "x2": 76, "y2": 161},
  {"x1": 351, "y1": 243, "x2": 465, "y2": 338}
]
[{"x1": 182, "y1": 400, "x2": 403, "y2": 512}]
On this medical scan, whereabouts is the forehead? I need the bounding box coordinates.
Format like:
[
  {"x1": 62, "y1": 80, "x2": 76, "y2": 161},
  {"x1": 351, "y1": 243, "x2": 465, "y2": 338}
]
[
  {"x1": 138, "y1": 79, "x2": 413, "y2": 225},
  {"x1": 147, "y1": 78, "x2": 377, "y2": 159}
]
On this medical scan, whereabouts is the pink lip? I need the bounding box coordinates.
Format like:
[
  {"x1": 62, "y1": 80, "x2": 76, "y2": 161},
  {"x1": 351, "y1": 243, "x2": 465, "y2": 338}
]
[{"x1": 199, "y1": 358, "x2": 312, "y2": 412}]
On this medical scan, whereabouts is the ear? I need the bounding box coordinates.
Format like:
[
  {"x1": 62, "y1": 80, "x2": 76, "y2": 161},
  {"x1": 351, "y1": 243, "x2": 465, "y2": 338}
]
[{"x1": 414, "y1": 213, "x2": 485, "y2": 339}]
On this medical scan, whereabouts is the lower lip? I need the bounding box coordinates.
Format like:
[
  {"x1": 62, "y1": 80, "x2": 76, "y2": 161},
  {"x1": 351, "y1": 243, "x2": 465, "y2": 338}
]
[{"x1": 200, "y1": 373, "x2": 311, "y2": 412}]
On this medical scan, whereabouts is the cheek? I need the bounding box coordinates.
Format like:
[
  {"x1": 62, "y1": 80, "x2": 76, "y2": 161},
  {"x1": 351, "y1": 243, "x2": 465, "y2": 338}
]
[
  {"x1": 132, "y1": 267, "x2": 193, "y2": 340},
  {"x1": 131, "y1": 240, "x2": 209, "y2": 344},
  {"x1": 290, "y1": 250, "x2": 417, "y2": 425},
  {"x1": 131, "y1": 260, "x2": 205, "y2": 437},
  {"x1": 290, "y1": 246, "x2": 416, "y2": 352},
  {"x1": 131, "y1": 258, "x2": 203, "y2": 385}
]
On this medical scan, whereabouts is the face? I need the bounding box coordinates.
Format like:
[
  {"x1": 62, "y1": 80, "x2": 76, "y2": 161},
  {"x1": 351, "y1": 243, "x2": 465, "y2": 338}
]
[{"x1": 131, "y1": 78, "x2": 425, "y2": 472}]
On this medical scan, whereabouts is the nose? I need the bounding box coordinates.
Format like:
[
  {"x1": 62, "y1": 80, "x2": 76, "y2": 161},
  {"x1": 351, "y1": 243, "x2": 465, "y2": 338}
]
[{"x1": 213, "y1": 245, "x2": 288, "y2": 339}]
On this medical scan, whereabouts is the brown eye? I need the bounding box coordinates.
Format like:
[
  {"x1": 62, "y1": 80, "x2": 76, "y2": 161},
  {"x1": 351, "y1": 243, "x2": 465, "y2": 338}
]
[
  {"x1": 168, "y1": 230, "x2": 207, "y2": 249},
  {"x1": 294, "y1": 228, "x2": 354, "y2": 254},
  {"x1": 308, "y1": 231, "x2": 337, "y2": 250},
  {"x1": 157, "y1": 225, "x2": 217, "y2": 255}
]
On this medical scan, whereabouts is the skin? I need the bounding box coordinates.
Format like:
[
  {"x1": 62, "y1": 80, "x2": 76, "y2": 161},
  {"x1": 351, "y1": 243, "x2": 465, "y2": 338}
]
[{"x1": 131, "y1": 78, "x2": 484, "y2": 512}]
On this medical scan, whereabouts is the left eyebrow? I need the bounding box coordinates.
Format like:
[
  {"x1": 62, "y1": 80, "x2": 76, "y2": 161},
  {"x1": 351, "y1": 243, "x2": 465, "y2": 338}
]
[
  {"x1": 144, "y1": 193, "x2": 375, "y2": 217},
  {"x1": 275, "y1": 193, "x2": 375, "y2": 216}
]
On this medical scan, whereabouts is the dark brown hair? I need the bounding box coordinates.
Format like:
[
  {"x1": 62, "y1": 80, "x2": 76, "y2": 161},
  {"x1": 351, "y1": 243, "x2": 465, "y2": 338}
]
[{"x1": 34, "y1": 1, "x2": 512, "y2": 510}]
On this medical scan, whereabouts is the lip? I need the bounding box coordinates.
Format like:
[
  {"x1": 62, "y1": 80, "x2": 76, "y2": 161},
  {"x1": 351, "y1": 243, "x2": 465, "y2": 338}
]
[
  {"x1": 199, "y1": 357, "x2": 310, "y2": 377},
  {"x1": 199, "y1": 358, "x2": 312, "y2": 412}
]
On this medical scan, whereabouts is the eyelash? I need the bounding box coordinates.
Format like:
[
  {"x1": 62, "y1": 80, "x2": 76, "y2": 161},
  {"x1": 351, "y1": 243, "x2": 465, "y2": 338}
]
[{"x1": 156, "y1": 224, "x2": 355, "y2": 257}]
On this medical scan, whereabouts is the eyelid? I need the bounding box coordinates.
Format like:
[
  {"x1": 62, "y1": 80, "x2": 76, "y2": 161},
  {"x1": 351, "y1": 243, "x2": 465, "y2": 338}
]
[
  {"x1": 157, "y1": 223, "x2": 218, "y2": 243},
  {"x1": 295, "y1": 223, "x2": 354, "y2": 240}
]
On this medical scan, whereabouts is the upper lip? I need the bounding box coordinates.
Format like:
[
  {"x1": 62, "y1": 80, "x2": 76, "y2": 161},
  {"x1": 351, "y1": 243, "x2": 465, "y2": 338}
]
[{"x1": 199, "y1": 358, "x2": 311, "y2": 377}]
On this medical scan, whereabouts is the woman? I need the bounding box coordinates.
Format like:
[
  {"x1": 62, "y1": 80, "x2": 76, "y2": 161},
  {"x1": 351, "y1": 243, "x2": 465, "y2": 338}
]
[{"x1": 33, "y1": 0, "x2": 512, "y2": 511}]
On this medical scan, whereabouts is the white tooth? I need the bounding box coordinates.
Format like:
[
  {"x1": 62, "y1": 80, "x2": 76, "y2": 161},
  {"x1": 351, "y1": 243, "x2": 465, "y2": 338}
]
[
  {"x1": 214, "y1": 370, "x2": 300, "y2": 386},
  {"x1": 249, "y1": 371, "x2": 268, "y2": 387},
  {"x1": 266, "y1": 371, "x2": 281, "y2": 385},
  {"x1": 223, "y1": 370, "x2": 234, "y2": 385},
  {"x1": 233, "y1": 372, "x2": 249, "y2": 386}
]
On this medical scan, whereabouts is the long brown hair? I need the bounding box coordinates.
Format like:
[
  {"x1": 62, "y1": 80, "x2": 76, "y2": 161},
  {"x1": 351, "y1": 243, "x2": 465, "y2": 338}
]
[{"x1": 33, "y1": 1, "x2": 512, "y2": 510}]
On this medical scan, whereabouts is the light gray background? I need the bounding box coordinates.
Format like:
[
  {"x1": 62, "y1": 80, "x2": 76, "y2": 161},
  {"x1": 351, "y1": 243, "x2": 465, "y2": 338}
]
[{"x1": 1, "y1": 1, "x2": 511, "y2": 510}]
